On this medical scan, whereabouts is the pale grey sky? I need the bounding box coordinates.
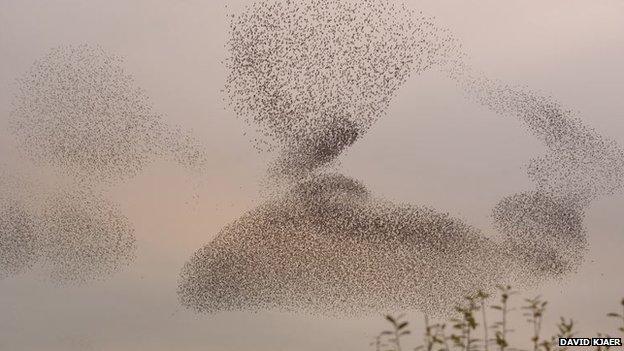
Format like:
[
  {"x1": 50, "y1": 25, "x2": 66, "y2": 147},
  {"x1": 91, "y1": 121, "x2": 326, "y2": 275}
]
[{"x1": 1, "y1": 1, "x2": 623, "y2": 350}]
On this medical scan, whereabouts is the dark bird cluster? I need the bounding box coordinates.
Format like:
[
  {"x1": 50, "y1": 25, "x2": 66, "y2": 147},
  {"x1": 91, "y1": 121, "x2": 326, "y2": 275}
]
[
  {"x1": 37, "y1": 189, "x2": 136, "y2": 284},
  {"x1": 451, "y1": 71, "x2": 624, "y2": 206},
  {"x1": 179, "y1": 0, "x2": 624, "y2": 316},
  {"x1": 224, "y1": 0, "x2": 457, "y2": 177},
  {"x1": 0, "y1": 198, "x2": 38, "y2": 279},
  {"x1": 0, "y1": 167, "x2": 40, "y2": 279},
  {"x1": 0, "y1": 178, "x2": 136, "y2": 284},
  {"x1": 448, "y1": 64, "x2": 624, "y2": 280},
  {"x1": 1, "y1": 44, "x2": 207, "y2": 284},
  {"x1": 180, "y1": 173, "x2": 514, "y2": 316},
  {"x1": 10, "y1": 44, "x2": 207, "y2": 183}
]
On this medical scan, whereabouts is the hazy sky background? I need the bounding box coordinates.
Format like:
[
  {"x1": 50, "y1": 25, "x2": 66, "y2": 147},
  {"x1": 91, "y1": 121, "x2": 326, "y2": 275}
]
[{"x1": 1, "y1": 1, "x2": 623, "y2": 350}]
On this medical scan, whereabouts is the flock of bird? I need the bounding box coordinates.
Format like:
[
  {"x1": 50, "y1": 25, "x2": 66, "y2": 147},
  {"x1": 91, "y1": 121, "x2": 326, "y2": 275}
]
[
  {"x1": 179, "y1": 0, "x2": 624, "y2": 316},
  {"x1": 1, "y1": 0, "x2": 622, "y2": 315},
  {"x1": 1, "y1": 44, "x2": 206, "y2": 283}
]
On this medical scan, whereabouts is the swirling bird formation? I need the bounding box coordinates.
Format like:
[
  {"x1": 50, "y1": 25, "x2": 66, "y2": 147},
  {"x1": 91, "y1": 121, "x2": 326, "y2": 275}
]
[
  {"x1": 0, "y1": 0, "x2": 621, "y2": 316},
  {"x1": 1, "y1": 44, "x2": 206, "y2": 284},
  {"x1": 178, "y1": 0, "x2": 624, "y2": 316}
]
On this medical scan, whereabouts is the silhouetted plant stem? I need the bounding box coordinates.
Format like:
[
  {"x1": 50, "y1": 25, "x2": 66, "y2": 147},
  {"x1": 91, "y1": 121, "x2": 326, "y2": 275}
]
[
  {"x1": 492, "y1": 285, "x2": 514, "y2": 351},
  {"x1": 440, "y1": 324, "x2": 451, "y2": 351},
  {"x1": 452, "y1": 296, "x2": 479, "y2": 351},
  {"x1": 595, "y1": 332, "x2": 614, "y2": 351},
  {"x1": 424, "y1": 315, "x2": 433, "y2": 351},
  {"x1": 477, "y1": 290, "x2": 491, "y2": 351},
  {"x1": 370, "y1": 333, "x2": 384, "y2": 351},
  {"x1": 606, "y1": 298, "x2": 624, "y2": 335},
  {"x1": 383, "y1": 314, "x2": 410, "y2": 351},
  {"x1": 523, "y1": 296, "x2": 547, "y2": 351}
]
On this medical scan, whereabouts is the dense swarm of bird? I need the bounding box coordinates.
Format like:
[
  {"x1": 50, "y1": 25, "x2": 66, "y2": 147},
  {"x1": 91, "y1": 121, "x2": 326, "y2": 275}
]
[
  {"x1": 224, "y1": 0, "x2": 458, "y2": 176},
  {"x1": 179, "y1": 0, "x2": 624, "y2": 316},
  {"x1": 0, "y1": 168, "x2": 137, "y2": 284},
  {"x1": 37, "y1": 189, "x2": 136, "y2": 284},
  {"x1": 180, "y1": 173, "x2": 514, "y2": 316},
  {"x1": 450, "y1": 71, "x2": 624, "y2": 206},
  {"x1": 0, "y1": 167, "x2": 40, "y2": 279},
  {"x1": 10, "y1": 44, "x2": 207, "y2": 183},
  {"x1": 0, "y1": 0, "x2": 621, "y2": 315},
  {"x1": 0, "y1": 198, "x2": 38, "y2": 279},
  {"x1": 450, "y1": 61, "x2": 624, "y2": 283},
  {"x1": 492, "y1": 191, "x2": 587, "y2": 281},
  {"x1": 1, "y1": 44, "x2": 207, "y2": 284}
]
